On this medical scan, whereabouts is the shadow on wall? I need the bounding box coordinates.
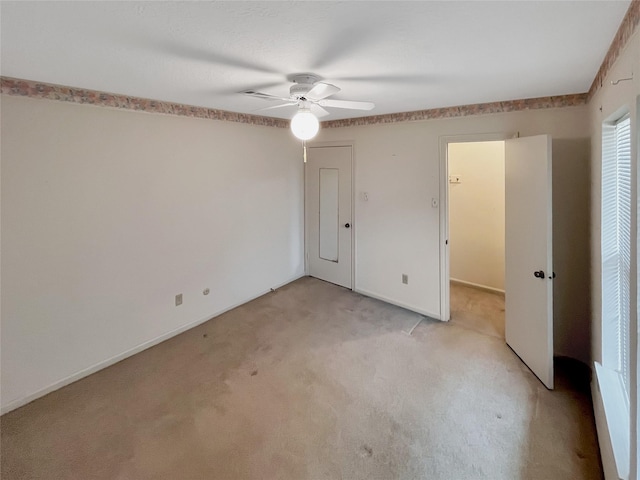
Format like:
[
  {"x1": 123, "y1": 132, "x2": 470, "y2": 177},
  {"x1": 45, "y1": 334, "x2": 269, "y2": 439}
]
[{"x1": 552, "y1": 138, "x2": 591, "y2": 366}]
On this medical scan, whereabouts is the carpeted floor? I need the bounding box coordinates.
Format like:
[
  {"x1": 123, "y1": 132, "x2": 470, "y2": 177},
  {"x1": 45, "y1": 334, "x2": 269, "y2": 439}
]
[
  {"x1": 450, "y1": 281, "x2": 505, "y2": 339},
  {"x1": 1, "y1": 277, "x2": 601, "y2": 479}
]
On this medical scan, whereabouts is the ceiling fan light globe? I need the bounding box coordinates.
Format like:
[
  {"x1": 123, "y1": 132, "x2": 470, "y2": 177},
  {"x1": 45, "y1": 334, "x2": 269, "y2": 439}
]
[{"x1": 291, "y1": 110, "x2": 319, "y2": 140}]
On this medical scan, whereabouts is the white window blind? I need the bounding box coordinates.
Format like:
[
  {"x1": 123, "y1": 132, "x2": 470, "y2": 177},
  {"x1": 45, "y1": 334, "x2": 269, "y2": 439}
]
[{"x1": 601, "y1": 114, "x2": 631, "y2": 398}]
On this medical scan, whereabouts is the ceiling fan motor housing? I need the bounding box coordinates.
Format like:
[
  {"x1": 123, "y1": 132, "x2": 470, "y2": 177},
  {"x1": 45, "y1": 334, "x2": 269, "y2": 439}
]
[
  {"x1": 289, "y1": 73, "x2": 320, "y2": 99},
  {"x1": 290, "y1": 82, "x2": 313, "y2": 99}
]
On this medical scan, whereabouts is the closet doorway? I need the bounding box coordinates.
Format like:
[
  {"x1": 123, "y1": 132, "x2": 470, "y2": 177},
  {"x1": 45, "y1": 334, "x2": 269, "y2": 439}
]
[{"x1": 447, "y1": 141, "x2": 506, "y2": 338}]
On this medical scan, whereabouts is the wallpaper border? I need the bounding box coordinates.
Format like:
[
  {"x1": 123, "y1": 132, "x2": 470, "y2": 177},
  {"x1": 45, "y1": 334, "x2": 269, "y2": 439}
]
[
  {"x1": 0, "y1": 77, "x2": 289, "y2": 128},
  {"x1": 321, "y1": 94, "x2": 588, "y2": 128},
  {"x1": 588, "y1": 0, "x2": 639, "y2": 99}
]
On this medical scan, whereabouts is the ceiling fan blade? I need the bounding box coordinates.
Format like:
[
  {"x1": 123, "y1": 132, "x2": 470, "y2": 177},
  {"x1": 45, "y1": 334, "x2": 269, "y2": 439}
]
[
  {"x1": 318, "y1": 99, "x2": 375, "y2": 111},
  {"x1": 334, "y1": 74, "x2": 442, "y2": 85},
  {"x1": 218, "y1": 82, "x2": 283, "y2": 95},
  {"x1": 311, "y1": 26, "x2": 381, "y2": 71},
  {"x1": 161, "y1": 40, "x2": 280, "y2": 75},
  {"x1": 310, "y1": 104, "x2": 330, "y2": 118},
  {"x1": 242, "y1": 90, "x2": 291, "y2": 102},
  {"x1": 257, "y1": 102, "x2": 298, "y2": 112},
  {"x1": 305, "y1": 82, "x2": 340, "y2": 101}
]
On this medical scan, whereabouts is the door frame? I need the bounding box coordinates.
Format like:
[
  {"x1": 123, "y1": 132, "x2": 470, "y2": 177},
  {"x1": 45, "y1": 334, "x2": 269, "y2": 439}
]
[
  {"x1": 438, "y1": 132, "x2": 515, "y2": 321},
  {"x1": 304, "y1": 140, "x2": 356, "y2": 289}
]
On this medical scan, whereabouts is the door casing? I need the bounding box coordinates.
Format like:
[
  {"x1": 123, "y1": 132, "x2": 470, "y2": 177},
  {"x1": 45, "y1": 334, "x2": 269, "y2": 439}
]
[{"x1": 439, "y1": 132, "x2": 514, "y2": 322}]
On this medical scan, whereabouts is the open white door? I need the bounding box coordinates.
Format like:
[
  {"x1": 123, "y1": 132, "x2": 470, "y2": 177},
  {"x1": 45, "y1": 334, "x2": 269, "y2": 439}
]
[
  {"x1": 305, "y1": 145, "x2": 353, "y2": 289},
  {"x1": 505, "y1": 135, "x2": 554, "y2": 389}
]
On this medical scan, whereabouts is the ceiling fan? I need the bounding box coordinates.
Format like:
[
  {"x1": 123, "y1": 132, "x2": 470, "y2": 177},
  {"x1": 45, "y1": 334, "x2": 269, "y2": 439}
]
[{"x1": 242, "y1": 73, "x2": 375, "y2": 140}]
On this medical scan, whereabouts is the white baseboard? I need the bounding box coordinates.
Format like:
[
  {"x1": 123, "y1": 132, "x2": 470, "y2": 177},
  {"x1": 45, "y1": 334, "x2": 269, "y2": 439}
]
[
  {"x1": 354, "y1": 287, "x2": 440, "y2": 321},
  {"x1": 1, "y1": 273, "x2": 305, "y2": 415},
  {"x1": 450, "y1": 277, "x2": 505, "y2": 295}
]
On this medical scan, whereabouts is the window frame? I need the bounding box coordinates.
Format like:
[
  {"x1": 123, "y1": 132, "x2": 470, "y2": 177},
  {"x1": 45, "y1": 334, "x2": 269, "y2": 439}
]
[{"x1": 597, "y1": 109, "x2": 633, "y2": 480}]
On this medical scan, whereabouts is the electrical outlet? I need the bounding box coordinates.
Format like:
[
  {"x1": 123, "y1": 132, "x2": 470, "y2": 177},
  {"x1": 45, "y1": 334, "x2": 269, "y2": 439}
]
[
  {"x1": 175, "y1": 294, "x2": 183, "y2": 306},
  {"x1": 402, "y1": 274, "x2": 409, "y2": 285}
]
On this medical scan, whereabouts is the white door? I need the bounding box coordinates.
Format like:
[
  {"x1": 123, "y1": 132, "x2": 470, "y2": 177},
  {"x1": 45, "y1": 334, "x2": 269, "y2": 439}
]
[
  {"x1": 505, "y1": 135, "x2": 554, "y2": 389},
  {"x1": 305, "y1": 145, "x2": 353, "y2": 289}
]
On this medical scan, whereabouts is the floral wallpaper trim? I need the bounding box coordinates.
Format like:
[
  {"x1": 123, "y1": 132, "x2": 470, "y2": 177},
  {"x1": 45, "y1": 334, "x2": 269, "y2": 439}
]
[
  {"x1": 0, "y1": 77, "x2": 289, "y2": 128},
  {"x1": 321, "y1": 94, "x2": 588, "y2": 128},
  {"x1": 588, "y1": 0, "x2": 639, "y2": 99},
  {"x1": 0, "y1": 78, "x2": 587, "y2": 129}
]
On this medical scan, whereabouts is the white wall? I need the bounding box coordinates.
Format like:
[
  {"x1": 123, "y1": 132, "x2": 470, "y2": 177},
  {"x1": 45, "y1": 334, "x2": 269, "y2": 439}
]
[
  {"x1": 0, "y1": 95, "x2": 304, "y2": 412},
  {"x1": 313, "y1": 106, "x2": 590, "y2": 329},
  {"x1": 588, "y1": 29, "x2": 639, "y2": 480},
  {"x1": 448, "y1": 141, "x2": 505, "y2": 291}
]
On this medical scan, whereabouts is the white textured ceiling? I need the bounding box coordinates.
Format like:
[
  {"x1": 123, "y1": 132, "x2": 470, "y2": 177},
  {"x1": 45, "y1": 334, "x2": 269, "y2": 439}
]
[{"x1": 0, "y1": 1, "x2": 632, "y2": 121}]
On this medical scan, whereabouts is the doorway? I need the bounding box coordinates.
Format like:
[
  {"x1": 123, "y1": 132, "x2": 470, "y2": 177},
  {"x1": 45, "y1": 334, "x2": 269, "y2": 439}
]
[
  {"x1": 305, "y1": 144, "x2": 353, "y2": 289},
  {"x1": 440, "y1": 133, "x2": 555, "y2": 389},
  {"x1": 447, "y1": 141, "x2": 506, "y2": 338}
]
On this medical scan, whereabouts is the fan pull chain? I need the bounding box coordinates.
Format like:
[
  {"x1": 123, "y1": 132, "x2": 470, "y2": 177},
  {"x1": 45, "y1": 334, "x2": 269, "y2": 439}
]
[{"x1": 303, "y1": 140, "x2": 307, "y2": 163}]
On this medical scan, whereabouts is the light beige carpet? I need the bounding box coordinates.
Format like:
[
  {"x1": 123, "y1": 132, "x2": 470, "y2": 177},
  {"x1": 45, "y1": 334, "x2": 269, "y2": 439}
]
[
  {"x1": 450, "y1": 281, "x2": 505, "y2": 339},
  {"x1": 1, "y1": 277, "x2": 601, "y2": 479}
]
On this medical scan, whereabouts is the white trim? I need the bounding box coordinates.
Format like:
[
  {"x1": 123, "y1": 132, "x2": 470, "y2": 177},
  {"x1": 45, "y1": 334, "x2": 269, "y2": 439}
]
[
  {"x1": 351, "y1": 142, "x2": 356, "y2": 290},
  {"x1": 438, "y1": 132, "x2": 514, "y2": 323},
  {"x1": 355, "y1": 287, "x2": 439, "y2": 320},
  {"x1": 450, "y1": 277, "x2": 505, "y2": 295},
  {"x1": 595, "y1": 362, "x2": 630, "y2": 480},
  {"x1": 1, "y1": 273, "x2": 305, "y2": 415},
  {"x1": 593, "y1": 380, "x2": 621, "y2": 480},
  {"x1": 302, "y1": 142, "x2": 309, "y2": 276},
  {"x1": 439, "y1": 136, "x2": 449, "y2": 321},
  {"x1": 307, "y1": 139, "x2": 356, "y2": 149},
  {"x1": 597, "y1": 104, "x2": 637, "y2": 480}
]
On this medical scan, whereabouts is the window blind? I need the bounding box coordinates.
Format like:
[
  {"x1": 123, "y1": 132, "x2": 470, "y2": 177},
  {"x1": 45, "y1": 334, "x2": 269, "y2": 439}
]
[{"x1": 601, "y1": 114, "x2": 631, "y2": 398}]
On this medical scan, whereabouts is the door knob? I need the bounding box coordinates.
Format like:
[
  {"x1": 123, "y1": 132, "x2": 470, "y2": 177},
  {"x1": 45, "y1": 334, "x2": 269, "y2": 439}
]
[
  {"x1": 534, "y1": 270, "x2": 545, "y2": 279},
  {"x1": 344, "y1": 223, "x2": 350, "y2": 228}
]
